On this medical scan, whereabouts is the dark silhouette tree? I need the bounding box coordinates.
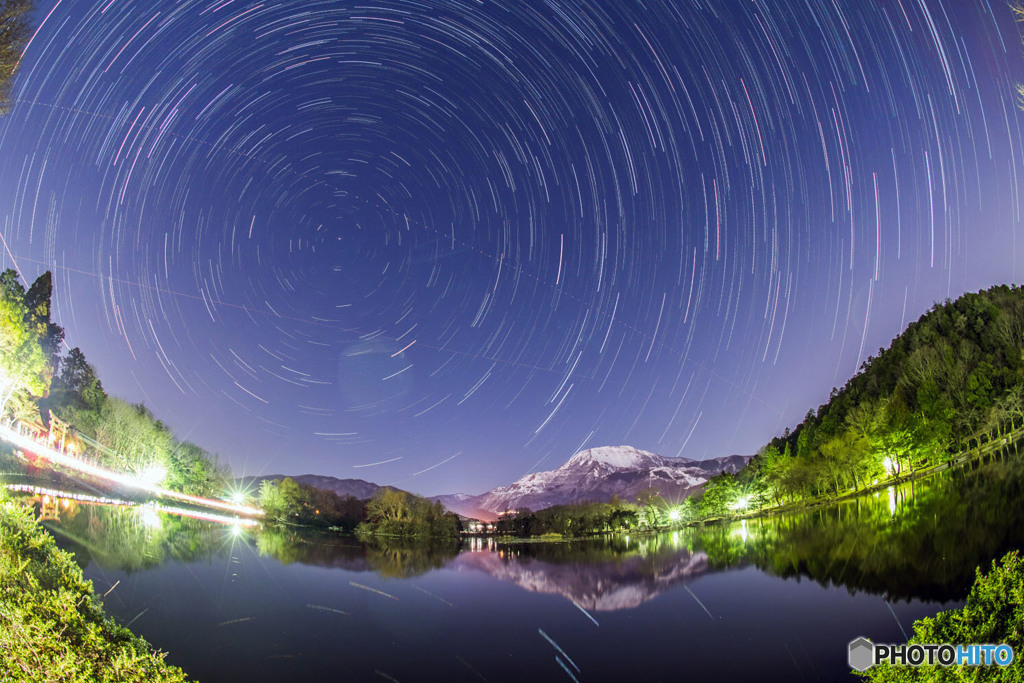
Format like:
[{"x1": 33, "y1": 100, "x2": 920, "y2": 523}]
[{"x1": 0, "y1": 0, "x2": 35, "y2": 115}]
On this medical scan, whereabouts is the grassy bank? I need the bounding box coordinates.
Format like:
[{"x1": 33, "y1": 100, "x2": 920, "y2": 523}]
[{"x1": 0, "y1": 494, "x2": 190, "y2": 682}]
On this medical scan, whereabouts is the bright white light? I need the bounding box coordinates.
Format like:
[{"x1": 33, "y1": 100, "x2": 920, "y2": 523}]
[
  {"x1": 882, "y1": 457, "x2": 895, "y2": 476},
  {"x1": 229, "y1": 491, "x2": 246, "y2": 505},
  {"x1": 0, "y1": 423, "x2": 264, "y2": 517},
  {"x1": 139, "y1": 505, "x2": 162, "y2": 530},
  {"x1": 137, "y1": 465, "x2": 167, "y2": 487},
  {"x1": 668, "y1": 509, "x2": 681, "y2": 521},
  {"x1": 731, "y1": 496, "x2": 750, "y2": 512}
]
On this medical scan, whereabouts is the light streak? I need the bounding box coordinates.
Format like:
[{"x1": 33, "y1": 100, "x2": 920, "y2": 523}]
[
  {"x1": 349, "y1": 581, "x2": 398, "y2": 600},
  {"x1": 0, "y1": 422, "x2": 263, "y2": 517}
]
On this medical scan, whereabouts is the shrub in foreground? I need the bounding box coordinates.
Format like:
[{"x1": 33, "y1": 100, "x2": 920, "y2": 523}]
[
  {"x1": 859, "y1": 550, "x2": 1024, "y2": 681},
  {"x1": 0, "y1": 496, "x2": 189, "y2": 682}
]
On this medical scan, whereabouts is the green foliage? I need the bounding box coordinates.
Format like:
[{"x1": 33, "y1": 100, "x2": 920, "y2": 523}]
[
  {"x1": 357, "y1": 487, "x2": 461, "y2": 538},
  {"x1": 698, "y1": 473, "x2": 739, "y2": 518},
  {"x1": 0, "y1": 269, "x2": 51, "y2": 410},
  {"x1": 258, "y1": 477, "x2": 364, "y2": 530},
  {"x1": 495, "y1": 500, "x2": 645, "y2": 537},
  {"x1": 742, "y1": 285, "x2": 1024, "y2": 510},
  {"x1": 86, "y1": 398, "x2": 173, "y2": 475},
  {"x1": 51, "y1": 346, "x2": 107, "y2": 412},
  {"x1": 859, "y1": 550, "x2": 1024, "y2": 681},
  {"x1": 54, "y1": 393, "x2": 228, "y2": 497},
  {"x1": 0, "y1": 268, "x2": 225, "y2": 497},
  {"x1": 0, "y1": 495, "x2": 189, "y2": 682}
]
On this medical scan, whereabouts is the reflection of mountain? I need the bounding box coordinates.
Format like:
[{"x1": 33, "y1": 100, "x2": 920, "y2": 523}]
[{"x1": 453, "y1": 544, "x2": 713, "y2": 611}]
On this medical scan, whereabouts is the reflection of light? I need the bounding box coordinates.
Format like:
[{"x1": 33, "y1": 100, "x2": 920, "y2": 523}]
[
  {"x1": 4, "y1": 483, "x2": 258, "y2": 527},
  {"x1": 887, "y1": 487, "x2": 896, "y2": 515},
  {"x1": 139, "y1": 505, "x2": 162, "y2": 530},
  {"x1": 671, "y1": 532, "x2": 679, "y2": 548},
  {"x1": 740, "y1": 519, "x2": 748, "y2": 543}
]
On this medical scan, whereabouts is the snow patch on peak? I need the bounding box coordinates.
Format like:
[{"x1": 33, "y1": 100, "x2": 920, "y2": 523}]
[{"x1": 561, "y1": 445, "x2": 661, "y2": 470}]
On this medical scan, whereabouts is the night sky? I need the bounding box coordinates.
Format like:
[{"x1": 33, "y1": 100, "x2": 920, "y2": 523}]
[{"x1": 0, "y1": 0, "x2": 1021, "y2": 496}]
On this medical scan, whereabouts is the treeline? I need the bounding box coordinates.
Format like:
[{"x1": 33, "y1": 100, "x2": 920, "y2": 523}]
[
  {"x1": 258, "y1": 476, "x2": 365, "y2": 530},
  {"x1": 0, "y1": 269, "x2": 229, "y2": 497},
  {"x1": 496, "y1": 499, "x2": 652, "y2": 538},
  {"x1": 696, "y1": 284, "x2": 1024, "y2": 514},
  {"x1": 357, "y1": 487, "x2": 460, "y2": 538},
  {"x1": 257, "y1": 479, "x2": 462, "y2": 539}
]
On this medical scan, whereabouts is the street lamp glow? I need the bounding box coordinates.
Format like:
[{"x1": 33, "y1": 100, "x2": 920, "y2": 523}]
[
  {"x1": 882, "y1": 457, "x2": 895, "y2": 476},
  {"x1": 668, "y1": 508, "x2": 681, "y2": 521},
  {"x1": 137, "y1": 464, "x2": 167, "y2": 487},
  {"x1": 731, "y1": 496, "x2": 750, "y2": 512}
]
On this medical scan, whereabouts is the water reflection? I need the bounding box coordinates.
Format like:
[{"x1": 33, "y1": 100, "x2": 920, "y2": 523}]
[
  {"x1": 729, "y1": 458, "x2": 1024, "y2": 601},
  {"x1": 453, "y1": 539, "x2": 712, "y2": 611},
  {"x1": 17, "y1": 456, "x2": 1024, "y2": 609}
]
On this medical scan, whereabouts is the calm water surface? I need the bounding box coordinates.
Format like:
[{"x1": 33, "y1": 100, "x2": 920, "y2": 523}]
[{"x1": 13, "y1": 458, "x2": 1024, "y2": 682}]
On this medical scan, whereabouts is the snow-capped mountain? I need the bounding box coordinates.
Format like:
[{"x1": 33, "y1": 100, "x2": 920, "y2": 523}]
[{"x1": 435, "y1": 445, "x2": 751, "y2": 520}]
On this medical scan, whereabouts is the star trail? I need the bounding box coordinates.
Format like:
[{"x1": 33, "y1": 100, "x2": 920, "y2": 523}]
[{"x1": 0, "y1": 0, "x2": 1021, "y2": 496}]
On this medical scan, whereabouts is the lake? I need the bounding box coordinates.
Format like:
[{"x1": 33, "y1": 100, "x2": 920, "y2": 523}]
[{"x1": 10, "y1": 457, "x2": 1024, "y2": 682}]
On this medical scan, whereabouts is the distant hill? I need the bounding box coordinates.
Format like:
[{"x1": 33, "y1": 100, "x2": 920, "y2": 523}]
[
  {"x1": 433, "y1": 446, "x2": 751, "y2": 520},
  {"x1": 236, "y1": 474, "x2": 386, "y2": 500}
]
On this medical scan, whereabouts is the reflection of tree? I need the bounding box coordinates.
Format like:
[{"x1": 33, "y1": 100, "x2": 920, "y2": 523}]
[
  {"x1": 45, "y1": 504, "x2": 224, "y2": 571},
  {"x1": 254, "y1": 526, "x2": 458, "y2": 577},
  {"x1": 698, "y1": 459, "x2": 1024, "y2": 601},
  {"x1": 365, "y1": 537, "x2": 459, "y2": 578}
]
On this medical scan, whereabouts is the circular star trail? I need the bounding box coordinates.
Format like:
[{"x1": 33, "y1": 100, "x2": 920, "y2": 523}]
[{"x1": 0, "y1": 0, "x2": 1022, "y2": 494}]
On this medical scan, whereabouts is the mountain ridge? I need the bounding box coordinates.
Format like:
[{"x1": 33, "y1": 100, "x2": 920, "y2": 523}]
[
  {"x1": 239, "y1": 446, "x2": 751, "y2": 521},
  {"x1": 434, "y1": 446, "x2": 751, "y2": 520}
]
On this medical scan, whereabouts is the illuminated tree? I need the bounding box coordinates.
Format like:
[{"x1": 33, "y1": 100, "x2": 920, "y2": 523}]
[
  {"x1": 52, "y1": 347, "x2": 106, "y2": 412},
  {"x1": 698, "y1": 473, "x2": 739, "y2": 518},
  {"x1": 0, "y1": 269, "x2": 48, "y2": 416},
  {"x1": 366, "y1": 487, "x2": 410, "y2": 524}
]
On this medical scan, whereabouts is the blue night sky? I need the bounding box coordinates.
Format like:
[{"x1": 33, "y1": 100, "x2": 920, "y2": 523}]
[{"x1": 0, "y1": 0, "x2": 1021, "y2": 496}]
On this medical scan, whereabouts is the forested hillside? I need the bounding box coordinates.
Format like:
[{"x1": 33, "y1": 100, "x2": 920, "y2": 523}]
[
  {"x1": 708, "y1": 284, "x2": 1024, "y2": 511},
  {"x1": 0, "y1": 269, "x2": 229, "y2": 497}
]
